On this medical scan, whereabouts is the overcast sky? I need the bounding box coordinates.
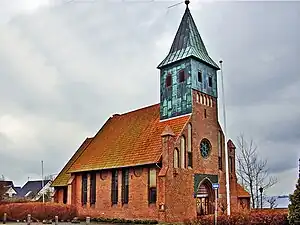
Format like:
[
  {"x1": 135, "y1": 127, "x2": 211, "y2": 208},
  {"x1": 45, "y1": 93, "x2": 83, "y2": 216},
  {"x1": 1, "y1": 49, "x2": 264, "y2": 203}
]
[{"x1": 0, "y1": 0, "x2": 299, "y2": 196}]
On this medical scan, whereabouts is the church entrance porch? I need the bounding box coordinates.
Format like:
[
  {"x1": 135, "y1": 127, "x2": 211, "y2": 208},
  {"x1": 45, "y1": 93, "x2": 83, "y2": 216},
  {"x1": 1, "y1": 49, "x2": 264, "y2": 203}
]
[{"x1": 195, "y1": 179, "x2": 215, "y2": 216}]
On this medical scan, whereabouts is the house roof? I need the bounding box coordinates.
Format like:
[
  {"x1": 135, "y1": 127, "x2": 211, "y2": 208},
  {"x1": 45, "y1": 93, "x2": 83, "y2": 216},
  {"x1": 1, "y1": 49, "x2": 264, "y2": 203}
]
[
  {"x1": 17, "y1": 180, "x2": 50, "y2": 197},
  {"x1": 0, "y1": 181, "x2": 14, "y2": 188},
  {"x1": 0, "y1": 181, "x2": 14, "y2": 196},
  {"x1": 68, "y1": 103, "x2": 190, "y2": 173},
  {"x1": 14, "y1": 187, "x2": 21, "y2": 194},
  {"x1": 237, "y1": 183, "x2": 251, "y2": 198},
  {"x1": 51, "y1": 137, "x2": 93, "y2": 187},
  {"x1": 157, "y1": 5, "x2": 219, "y2": 69}
]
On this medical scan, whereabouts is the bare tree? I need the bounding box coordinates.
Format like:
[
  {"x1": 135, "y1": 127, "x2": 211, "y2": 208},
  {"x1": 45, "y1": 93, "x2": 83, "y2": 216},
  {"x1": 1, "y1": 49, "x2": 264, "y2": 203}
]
[
  {"x1": 236, "y1": 134, "x2": 277, "y2": 209},
  {"x1": 266, "y1": 196, "x2": 278, "y2": 209}
]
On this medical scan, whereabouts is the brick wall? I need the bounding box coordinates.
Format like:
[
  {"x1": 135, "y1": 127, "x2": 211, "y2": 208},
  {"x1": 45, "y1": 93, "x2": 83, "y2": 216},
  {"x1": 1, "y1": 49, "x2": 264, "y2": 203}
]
[
  {"x1": 54, "y1": 187, "x2": 64, "y2": 204},
  {"x1": 73, "y1": 167, "x2": 158, "y2": 221}
]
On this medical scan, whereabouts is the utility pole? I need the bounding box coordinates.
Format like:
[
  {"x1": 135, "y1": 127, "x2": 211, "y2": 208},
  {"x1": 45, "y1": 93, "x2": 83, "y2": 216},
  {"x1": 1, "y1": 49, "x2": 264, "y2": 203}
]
[
  {"x1": 220, "y1": 60, "x2": 231, "y2": 215},
  {"x1": 41, "y1": 160, "x2": 45, "y2": 203}
]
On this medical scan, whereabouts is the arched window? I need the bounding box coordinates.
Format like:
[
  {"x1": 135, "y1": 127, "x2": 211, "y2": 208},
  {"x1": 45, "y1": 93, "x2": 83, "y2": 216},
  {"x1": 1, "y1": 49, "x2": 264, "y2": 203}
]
[
  {"x1": 187, "y1": 123, "x2": 192, "y2": 168},
  {"x1": 166, "y1": 74, "x2": 172, "y2": 87},
  {"x1": 180, "y1": 136, "x2": 186, "y2": 168},
  {"x1": 179, "y1": 70, "x2": 185, "y2": 83},
  {"x1": 218, "y1": 131, "x2": 222, "y2": 170},
  {"x1": 174, "y1": 148, "x2": 179, "y2": 168}
]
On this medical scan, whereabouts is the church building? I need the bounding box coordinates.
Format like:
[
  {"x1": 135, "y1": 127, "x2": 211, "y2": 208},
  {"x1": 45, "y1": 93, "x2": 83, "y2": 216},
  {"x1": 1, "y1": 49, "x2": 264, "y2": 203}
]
[{"x1": 52, "y1": 1, "x2": 250, "y2": 222}]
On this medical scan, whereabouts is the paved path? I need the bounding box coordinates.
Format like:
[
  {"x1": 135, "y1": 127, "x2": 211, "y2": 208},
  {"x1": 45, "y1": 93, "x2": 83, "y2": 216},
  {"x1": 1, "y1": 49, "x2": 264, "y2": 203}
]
[{"x1": 3, "y1": 223, "x2": 132, "y2": 225}]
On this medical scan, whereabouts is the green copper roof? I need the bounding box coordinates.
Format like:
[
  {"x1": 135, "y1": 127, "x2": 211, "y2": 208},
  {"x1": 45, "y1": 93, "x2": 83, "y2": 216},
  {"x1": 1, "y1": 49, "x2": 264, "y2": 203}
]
[{"x1": 157, "y1": 6, "x2": 219, "y2": 70}]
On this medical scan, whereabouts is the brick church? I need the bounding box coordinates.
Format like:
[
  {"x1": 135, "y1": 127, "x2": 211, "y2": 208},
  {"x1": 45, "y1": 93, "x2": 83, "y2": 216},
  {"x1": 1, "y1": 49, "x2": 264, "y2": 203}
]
[{"x1": 52, "y1": 1, "x2": 250, "y2": 222}]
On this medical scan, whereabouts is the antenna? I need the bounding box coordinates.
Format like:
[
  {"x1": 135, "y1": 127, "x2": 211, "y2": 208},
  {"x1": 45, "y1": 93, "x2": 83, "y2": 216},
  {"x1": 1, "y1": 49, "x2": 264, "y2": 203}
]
[
  {"x1": 167, "y1": 1, "x2": 184, "y2": 9},
  {"x1": 220, "y1": 60, "x2": 231, "y2": 216}
]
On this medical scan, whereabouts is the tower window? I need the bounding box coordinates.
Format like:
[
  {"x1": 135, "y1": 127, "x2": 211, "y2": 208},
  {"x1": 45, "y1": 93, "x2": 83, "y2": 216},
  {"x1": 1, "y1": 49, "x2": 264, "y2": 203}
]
[
  {"x1": 204, "y1": 109, "x2": 207, "y2": 118},
  {"x1": 208, "y1": 77, "x2": 212, "y2": 87},
  {"x1": 166, "y1": 74, "x2": 172, "y2": 87},
  {"x1": 198, "y1": 71, "x2": 202, "y2": 82},
  {"x1": 179, "y1": 70, "x2": 185, "y2": 82}
]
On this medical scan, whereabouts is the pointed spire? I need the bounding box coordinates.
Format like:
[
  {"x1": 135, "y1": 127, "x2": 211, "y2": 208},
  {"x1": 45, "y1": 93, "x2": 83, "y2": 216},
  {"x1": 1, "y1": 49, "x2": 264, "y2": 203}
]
[{"x1": 157, "y1": 2, "x2": 219, "y2": 70}]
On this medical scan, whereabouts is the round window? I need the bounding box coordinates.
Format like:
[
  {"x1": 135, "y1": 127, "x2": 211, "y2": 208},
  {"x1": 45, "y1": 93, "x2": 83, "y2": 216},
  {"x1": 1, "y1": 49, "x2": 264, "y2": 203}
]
[{"x1": 200, "y1": 139, "x2": 211, "y2": 158}]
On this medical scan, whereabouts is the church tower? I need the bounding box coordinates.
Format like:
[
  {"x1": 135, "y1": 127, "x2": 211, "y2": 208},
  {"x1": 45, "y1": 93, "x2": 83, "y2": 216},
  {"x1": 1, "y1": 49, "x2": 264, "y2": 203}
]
[{"x1": 158, "y1": 0, "x2": 220, "y2": 121}]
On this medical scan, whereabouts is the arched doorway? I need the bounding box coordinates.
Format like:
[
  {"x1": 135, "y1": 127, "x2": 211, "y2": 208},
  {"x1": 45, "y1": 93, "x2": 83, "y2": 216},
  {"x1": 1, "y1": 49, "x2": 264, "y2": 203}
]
[{"x1": 196, "y1": 179, "x2": 214, "y2": 216}]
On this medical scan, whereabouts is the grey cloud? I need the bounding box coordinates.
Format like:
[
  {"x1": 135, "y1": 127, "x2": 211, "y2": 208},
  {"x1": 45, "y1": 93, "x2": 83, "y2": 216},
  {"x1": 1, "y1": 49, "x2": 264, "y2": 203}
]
[
  {"x1": 264, "y1": 119, "x2": 300, "y2": 145},
  {"x1": 0, "y1": 1, "x2": 299, "y2": 196}
]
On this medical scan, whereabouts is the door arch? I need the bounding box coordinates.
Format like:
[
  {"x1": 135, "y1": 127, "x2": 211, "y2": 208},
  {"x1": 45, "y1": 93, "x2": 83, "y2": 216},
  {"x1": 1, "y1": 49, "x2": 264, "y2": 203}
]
[{"x1": 196, "y1": 179, "x2": 214, "y2": 216}]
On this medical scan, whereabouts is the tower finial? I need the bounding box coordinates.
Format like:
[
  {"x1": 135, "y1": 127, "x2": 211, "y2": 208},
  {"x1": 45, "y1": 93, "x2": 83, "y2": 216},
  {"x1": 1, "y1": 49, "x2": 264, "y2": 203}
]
[{"x1": 185, "y1": 0, "x2": 190, "y2": 7}]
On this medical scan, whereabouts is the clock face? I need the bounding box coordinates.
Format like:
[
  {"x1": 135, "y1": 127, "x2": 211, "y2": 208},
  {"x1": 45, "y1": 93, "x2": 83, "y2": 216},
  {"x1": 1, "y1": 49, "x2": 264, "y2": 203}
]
[{"x1": 200, "y1": 139, "x2": 211, "y2": 158}]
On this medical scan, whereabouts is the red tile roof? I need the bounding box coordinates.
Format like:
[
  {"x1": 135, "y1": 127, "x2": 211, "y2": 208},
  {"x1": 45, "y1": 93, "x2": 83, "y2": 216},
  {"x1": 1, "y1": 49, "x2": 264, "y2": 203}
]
[
  {"x1": 51, "y1": 138, "x2": 93, "y2": 187},
  {"x1": 237, "y1": 183, "x2": 251, "y2": 198},
  {"x1": 68, "y1": 104, "x2": 190, "y2": 173}
]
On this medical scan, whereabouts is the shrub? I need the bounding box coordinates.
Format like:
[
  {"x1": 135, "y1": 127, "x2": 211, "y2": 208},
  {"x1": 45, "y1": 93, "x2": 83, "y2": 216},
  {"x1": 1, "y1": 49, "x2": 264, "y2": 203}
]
[
  {"x1": 184, "y1": 209, "x2": 288, "y2": 225},
  {"x1": 0, "y1": 199, "x2": 30, "y2": 205},
  {"x1": 288, "y1": 178, "x2": 300, "y2": 225},
  {"x1": 0, "y1": 202, "x2": 77, "y2": 222}
]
